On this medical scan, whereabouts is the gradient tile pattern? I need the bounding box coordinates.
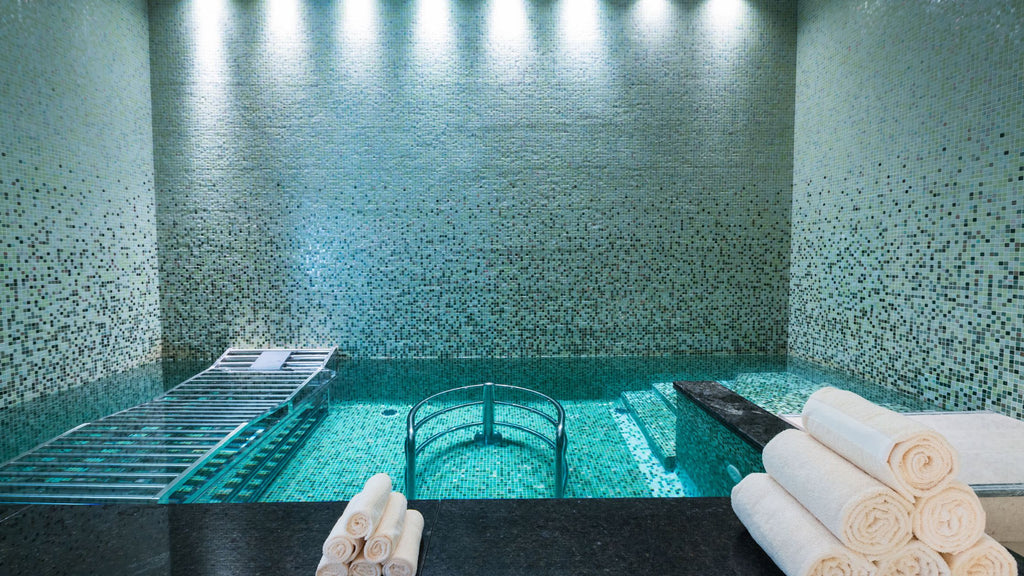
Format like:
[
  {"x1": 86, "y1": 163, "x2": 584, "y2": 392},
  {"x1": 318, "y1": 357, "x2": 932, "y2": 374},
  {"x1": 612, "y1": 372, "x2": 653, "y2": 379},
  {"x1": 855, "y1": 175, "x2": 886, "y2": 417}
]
[
  {"x1": 0, "y1": 0, "x2": 160, "y2": 410},
  {"x1": 790, "y1": 0, "x2": 1023, "y2": 418}
]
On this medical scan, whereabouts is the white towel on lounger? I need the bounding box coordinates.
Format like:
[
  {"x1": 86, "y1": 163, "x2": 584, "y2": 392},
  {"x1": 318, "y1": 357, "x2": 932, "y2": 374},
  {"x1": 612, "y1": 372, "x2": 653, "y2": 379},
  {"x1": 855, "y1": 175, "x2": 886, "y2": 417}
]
[
  {"x1": 802, "y1": 387, "x2": 959, "y2": 501},
  {"x1": 763, "y1": 429, "x2": 914, "y2": 557},
  {"x1": 366, "y1": 492, "x2": 408, "y2": 563},
  {"x1": 384, "y1": 509, "x2": 425, "y2": 576},
  {"x1": 731, "y1": 473, "x2": 876, "y2": 576}
]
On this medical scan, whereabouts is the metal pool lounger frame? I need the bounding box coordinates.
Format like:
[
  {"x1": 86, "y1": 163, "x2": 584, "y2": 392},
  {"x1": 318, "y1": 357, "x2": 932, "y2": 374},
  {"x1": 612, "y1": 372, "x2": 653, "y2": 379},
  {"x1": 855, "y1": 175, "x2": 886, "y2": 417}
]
[{"x1": 0, "y1": 348, "x2": 337, "y2": 504}]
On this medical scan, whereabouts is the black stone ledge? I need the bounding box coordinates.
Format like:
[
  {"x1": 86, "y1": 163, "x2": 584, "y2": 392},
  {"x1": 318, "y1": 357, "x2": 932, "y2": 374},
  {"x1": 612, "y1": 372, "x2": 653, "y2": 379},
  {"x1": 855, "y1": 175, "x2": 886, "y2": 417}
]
[
  {"x1": 0, "y1": 498, "x2": 787, "y2": 576},
  {"x1": 1, "y1": 499, "x2": 1021, "y2": 575},
  {"x1": 674, "y1": 380, "x2": 795, "y2": 450}
]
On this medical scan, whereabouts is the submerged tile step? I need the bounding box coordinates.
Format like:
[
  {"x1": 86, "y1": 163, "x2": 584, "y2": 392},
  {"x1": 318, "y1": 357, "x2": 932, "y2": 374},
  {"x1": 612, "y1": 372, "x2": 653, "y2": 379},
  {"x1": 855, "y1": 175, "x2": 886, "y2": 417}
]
[
  {"x1": 723, "y1": 372, "x2": 822, "y2": 415},
  {"x1": 620, "y1": 390, "x2": 676, "y2": 470},
  {"x1": 651, "y1": 382, "x2": 679, "y2": 412}
]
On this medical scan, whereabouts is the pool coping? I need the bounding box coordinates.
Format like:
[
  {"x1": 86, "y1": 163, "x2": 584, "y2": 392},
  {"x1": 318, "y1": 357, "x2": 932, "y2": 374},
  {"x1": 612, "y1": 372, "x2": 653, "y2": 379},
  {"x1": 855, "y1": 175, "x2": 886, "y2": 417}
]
[{"x1": 672, "y1": 380, "x2": 795, "y2": 450}]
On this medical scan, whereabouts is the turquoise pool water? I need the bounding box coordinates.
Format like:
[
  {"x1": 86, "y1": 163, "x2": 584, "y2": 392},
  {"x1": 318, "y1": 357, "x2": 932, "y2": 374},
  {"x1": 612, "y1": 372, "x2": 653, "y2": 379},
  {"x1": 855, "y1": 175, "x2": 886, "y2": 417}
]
[
  {"x1": 260, "y1": 355, "x2": 937, "y2": 501},
  {"x1": 0, "y1": 354, "x2": 940, "y2": 502}
]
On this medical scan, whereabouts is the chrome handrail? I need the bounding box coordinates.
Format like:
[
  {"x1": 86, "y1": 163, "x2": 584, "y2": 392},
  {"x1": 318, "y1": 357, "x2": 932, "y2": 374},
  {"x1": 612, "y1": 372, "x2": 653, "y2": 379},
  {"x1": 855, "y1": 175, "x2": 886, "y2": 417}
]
[{"x1": 405, "y1": 382, "x2": 568, "y2": 499}]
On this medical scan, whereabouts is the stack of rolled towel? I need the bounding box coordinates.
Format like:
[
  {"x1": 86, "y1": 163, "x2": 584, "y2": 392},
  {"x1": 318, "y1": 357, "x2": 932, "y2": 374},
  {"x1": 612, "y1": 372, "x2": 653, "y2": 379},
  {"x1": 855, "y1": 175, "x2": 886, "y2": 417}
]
[
  {"x1": 318, "y1": 473, "x2": 426, "y2": 576},
  {"x1": 731, "y1": 387, "x2": 1019, "y2": 576}
]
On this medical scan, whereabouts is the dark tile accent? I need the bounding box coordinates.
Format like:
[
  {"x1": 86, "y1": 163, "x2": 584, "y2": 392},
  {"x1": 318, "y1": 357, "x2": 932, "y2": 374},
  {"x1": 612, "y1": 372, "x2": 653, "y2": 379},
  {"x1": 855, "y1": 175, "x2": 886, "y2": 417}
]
[{"x1": 674, "y1": 381, "x2": 795, "y2": 449}]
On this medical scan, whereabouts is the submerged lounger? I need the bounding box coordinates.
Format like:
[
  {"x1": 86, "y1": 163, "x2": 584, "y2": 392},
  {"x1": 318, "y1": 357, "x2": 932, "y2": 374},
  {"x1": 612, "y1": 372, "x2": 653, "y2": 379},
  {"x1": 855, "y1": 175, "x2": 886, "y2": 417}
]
[{"x1": 0, "y1": 348, "x2": 337, "y2": 504}]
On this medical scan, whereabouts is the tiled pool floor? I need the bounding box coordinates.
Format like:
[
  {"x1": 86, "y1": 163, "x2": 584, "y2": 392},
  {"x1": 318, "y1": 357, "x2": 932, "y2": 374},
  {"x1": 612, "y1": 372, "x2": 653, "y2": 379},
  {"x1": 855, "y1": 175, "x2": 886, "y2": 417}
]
[{"x1": 263, "y1": 399, "x2": 688, "y2": 501}]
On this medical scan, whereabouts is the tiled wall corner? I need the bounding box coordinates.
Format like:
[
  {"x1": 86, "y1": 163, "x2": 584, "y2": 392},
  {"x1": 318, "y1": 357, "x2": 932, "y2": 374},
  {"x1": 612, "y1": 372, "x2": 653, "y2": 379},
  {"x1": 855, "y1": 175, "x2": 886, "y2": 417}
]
[
  {"x1": 149, "y1": 0, "x2": 796, "y2": 359},
  {"x1": 790, "y1": 0, "x2": 1023, "y2": 418},
  {"x1": 0, "y1": 0, "x2": 161, "y2": 410}
]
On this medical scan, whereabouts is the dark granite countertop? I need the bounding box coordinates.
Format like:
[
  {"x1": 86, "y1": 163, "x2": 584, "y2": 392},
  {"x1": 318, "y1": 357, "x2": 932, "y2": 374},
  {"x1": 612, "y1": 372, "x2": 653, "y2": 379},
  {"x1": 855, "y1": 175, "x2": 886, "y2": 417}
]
[
  {"x1": 0, "y1": 498, "x2": 788, "y2": 576},
  {"x1": 2, "y1": 497, "x2": 1022, "y2": 575}
]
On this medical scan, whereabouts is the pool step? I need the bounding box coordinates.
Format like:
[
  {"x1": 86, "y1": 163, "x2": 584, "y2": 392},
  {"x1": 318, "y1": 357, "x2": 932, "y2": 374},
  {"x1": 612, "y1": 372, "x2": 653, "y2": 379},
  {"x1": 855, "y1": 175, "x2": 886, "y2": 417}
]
[
  {"x1": 723, "y1": 372, "x2": 821, "y2": 415},
  {"x1": 651, "y1": 381, "x2": 679, "y2": 410},
  {"x1": 620, "y1": 390, "x2": 676, "y2": 470}
]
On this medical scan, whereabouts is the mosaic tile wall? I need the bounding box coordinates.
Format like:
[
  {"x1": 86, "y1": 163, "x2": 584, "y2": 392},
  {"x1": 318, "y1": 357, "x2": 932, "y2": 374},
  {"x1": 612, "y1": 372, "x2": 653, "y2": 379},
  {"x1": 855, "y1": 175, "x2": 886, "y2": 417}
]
[
  {"x1": 789, "y1": 0, "x2": 1023, "y2": 418},
  {"x1": 0, "y1": 0, "x2": 161, "y2": 410},
  {"x1": 149, "y1": 0, "x2": 796, "y2": 359}
]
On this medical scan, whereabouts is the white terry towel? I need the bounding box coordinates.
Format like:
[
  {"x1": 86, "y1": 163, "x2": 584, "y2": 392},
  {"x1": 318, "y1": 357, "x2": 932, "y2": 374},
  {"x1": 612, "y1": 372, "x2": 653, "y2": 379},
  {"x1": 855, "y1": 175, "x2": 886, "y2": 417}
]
[
  {"x1": 802, "y1": 387, "x2": 959, "y2": 500},
  {"x1": 942, "y1": 535, "x2": 1018, "y2": 576},
  {"x1": 912, "y1": 481, "x2": 986, "y2": 554},
  {"x1": 343, "y1": 473, "x2": 394, "y2": 539},
  {"x1": 763, "y1": 429, "x2": 914, "y2": 557},
  {"x1": 874, "y1": 540, "x2": 950, "y2": 576},
  {"x1": 365, "y1": 492, "x2": 408, "y2": 563},
  {"x1": 731, "y1": 473, "x2": 876, "y2": 576},
  {"x1": 349, "y1": 549, "x2": 382, "y2": 576},
  {"x1": 384, "y1": 509, "x2": 425, "y2": 576},
  {"x1": 316, "y1": 555, "x2": 350, "y2": 576},
  {"x1": 323, "y1": 520, "x2": 365, "y2": 563}
]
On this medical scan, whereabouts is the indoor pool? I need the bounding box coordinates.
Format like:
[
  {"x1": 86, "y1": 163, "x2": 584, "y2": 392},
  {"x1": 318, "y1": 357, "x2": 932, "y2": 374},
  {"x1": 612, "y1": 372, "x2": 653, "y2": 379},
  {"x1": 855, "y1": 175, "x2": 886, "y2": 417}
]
[{"x1": 0, "y1": 354, "x2": 941, "y2": 504}]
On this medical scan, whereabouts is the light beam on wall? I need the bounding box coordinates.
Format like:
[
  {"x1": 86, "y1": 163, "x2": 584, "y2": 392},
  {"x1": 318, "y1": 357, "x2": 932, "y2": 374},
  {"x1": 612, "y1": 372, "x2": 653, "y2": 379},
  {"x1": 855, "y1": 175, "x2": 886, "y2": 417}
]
[
  {"x1": 192, "y1": 0, "x2": 227, "y2": 77},
  {"x1": 341, "y1": 0, "x2": 378, "y2": 45},
  {"x1": 489, "y1": 0, "x2": 528, "y2": 45},
  {"x1": 561, "y1": 0, "x2": 600, "y2": 45},
  {"x1": 263, "y1": 0, "x2": 310, "y2": 83},
  {"x1": 487, "y1": 0, "x2": 532, "y2": 79},
  {"x1": 416, "y1": 0, "x2": 452, "y2": 45},
  {"x1": 268, "y1": 0, "x2": 302, "y2": 40},
  {"x1": 414, "y1": 0, "x2": 454, "y2": 77},
  {"x1": 635, "y1": 0, "x2": 670, "y2": 29},
  {"x1": 339, "y1": 0, "x2": 381, "y2": 79},
  {"x1": 704, "y1": 0, "x2": 747, "y2": 30}
]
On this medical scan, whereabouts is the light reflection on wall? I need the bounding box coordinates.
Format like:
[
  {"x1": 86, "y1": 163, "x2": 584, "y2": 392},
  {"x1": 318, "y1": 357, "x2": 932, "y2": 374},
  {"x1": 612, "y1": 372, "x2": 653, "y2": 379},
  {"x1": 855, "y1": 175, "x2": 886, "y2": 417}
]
[
  {"x1": 487, "y1": 0, "x2": 533, "y2": 79},
  {"x1": 635, "y1": 0, "x2": 670, "y2": 29},
  {"x1": 191, "y1": 0, "x2": 227, "y2": 78},
  {"x1": 338, "y1": 0, "x2": 381, "y2": 80},
  {"x1": 632, "y1": 0, "x2": 674, "y2": 45},
  {"x1": 263, "y1": 0, "x2": 309, "y2": 82},
  {"x1": 267, "y1": 0, "x2": 302, "y2": 40},
  {"x1": 700, "y1": 0, "x2": 751, "y2": 82},
  {"x1": 560, "y1": 0, "x2": 601, "y2": 46},
  {"x1": 188, "y1": 0, "x2": 230, "y2": 184},
  {"x1": 703, "y1": 0, "x2": 748, "y2": 33},
  {"x1": 558, "y1": 0, "x2": 609, "y2": 95},
  {"x1": 414, "y1": 0, "x2": 455, "y2": 76}
]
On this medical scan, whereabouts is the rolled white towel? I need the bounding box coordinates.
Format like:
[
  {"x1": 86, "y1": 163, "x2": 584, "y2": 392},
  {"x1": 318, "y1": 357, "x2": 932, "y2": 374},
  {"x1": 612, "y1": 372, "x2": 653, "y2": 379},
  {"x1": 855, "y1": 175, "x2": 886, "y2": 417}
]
[
  {"x1": 763, "y1": 429, "x2": 914, "y2": 557},
  {"x1": 912, "y1": 481, "x2": 986, "y2": 554},
  {"x1": 942, "y1": 535, "x2": 1018, "y2": 576},
  {"x1": 349, "y1": 549, "x2": 382, "y2": 576},
  {"x1": 802, "y1": 387, "x2": 959, "y2": 501},
  {"x1": 384, "y1": 510, "x2": 425, "y2": 576},
  {"x1": 731, "y1": 473, "x2": 876, "y2": 576},
  {"x1": 343, "y1": 473, "x2": 394, "y2": 539},
  {"x1": 366, "y1": 492, "x2": 408, "y2": 563},
  {"x1": 317, "y1": 555, "x2": 350, "y2": 576},
  {"x1": 323, "y1": 521, "x2": 364, "y2": 563},
  {"x1": 874, "y1": 540, "x2": 950, "y2": 576}
]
